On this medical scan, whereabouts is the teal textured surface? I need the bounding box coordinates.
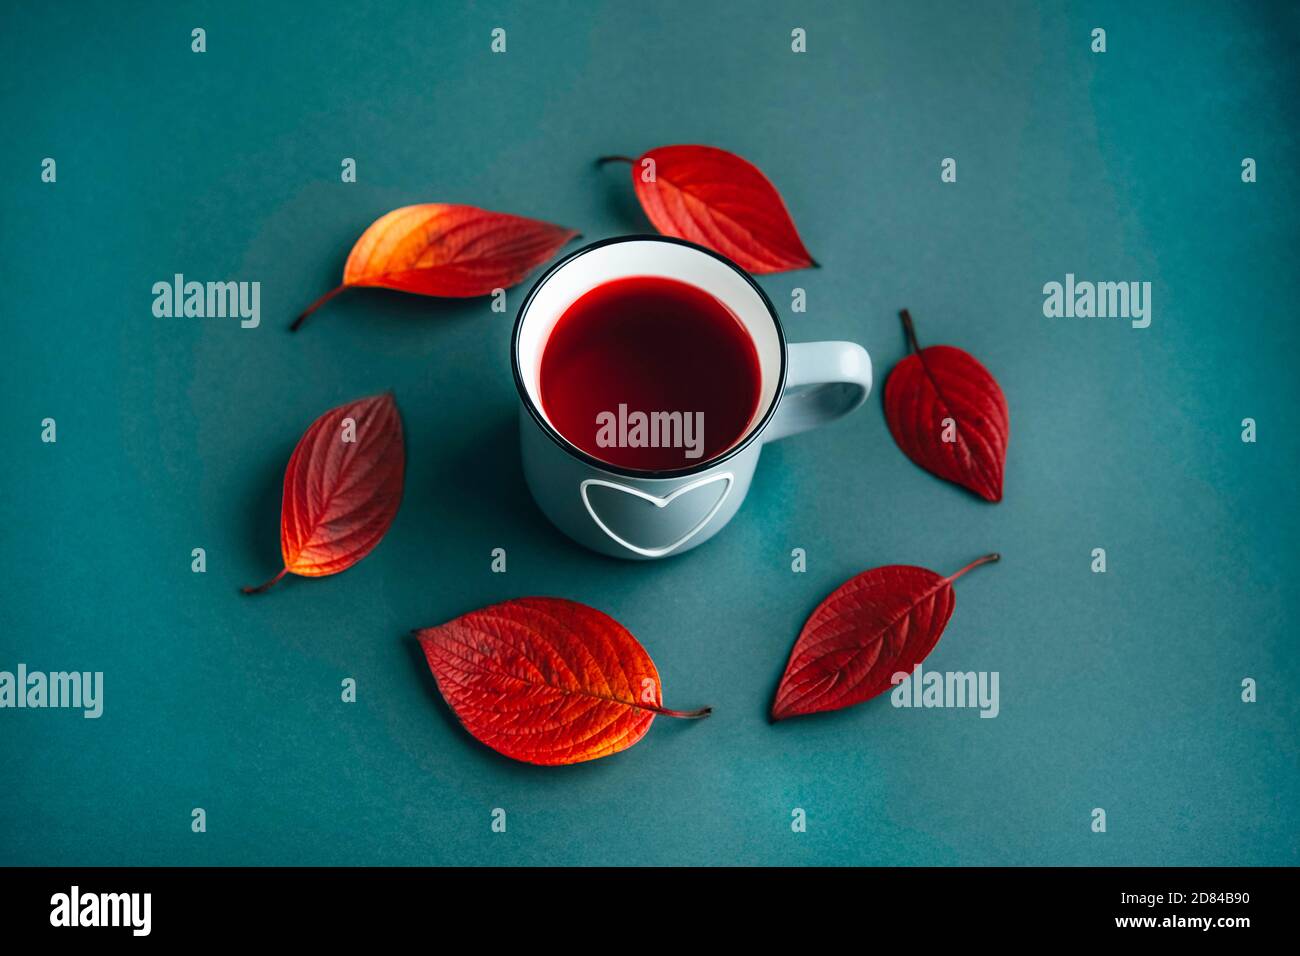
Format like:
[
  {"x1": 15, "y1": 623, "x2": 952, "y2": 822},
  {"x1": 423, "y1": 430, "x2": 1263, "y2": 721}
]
[{"x1": 1, "y1": 0, "x2": 1297, "y2": 865}]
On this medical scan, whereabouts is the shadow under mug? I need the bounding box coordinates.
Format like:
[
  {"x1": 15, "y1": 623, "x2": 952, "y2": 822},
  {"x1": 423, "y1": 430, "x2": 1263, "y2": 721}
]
[{"x1": 512, "y1": 235, "x2": 872, "y2": 560}]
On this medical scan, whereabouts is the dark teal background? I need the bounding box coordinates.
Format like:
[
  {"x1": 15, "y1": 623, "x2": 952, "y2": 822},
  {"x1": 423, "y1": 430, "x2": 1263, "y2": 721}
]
[{"x1": 3, "y1": 1, "x2": 1297, "y2": 866}]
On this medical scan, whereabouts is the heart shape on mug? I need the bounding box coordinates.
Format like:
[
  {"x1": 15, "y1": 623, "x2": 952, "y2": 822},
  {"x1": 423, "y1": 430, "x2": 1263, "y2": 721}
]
[{"x1": 579, "y1": 472, "x2": 734, "y2": 558}]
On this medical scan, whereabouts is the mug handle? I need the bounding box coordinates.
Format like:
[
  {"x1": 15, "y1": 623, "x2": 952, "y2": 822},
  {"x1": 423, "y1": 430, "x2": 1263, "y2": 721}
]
[{"x1": 762, "y1": 341, "x2": 873, "y2": 443}]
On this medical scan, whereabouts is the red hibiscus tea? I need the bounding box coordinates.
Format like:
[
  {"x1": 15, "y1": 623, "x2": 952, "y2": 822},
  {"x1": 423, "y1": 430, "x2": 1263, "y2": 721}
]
[{"x1": 539, "y1": 275, "x2": 762, "y2": 471}]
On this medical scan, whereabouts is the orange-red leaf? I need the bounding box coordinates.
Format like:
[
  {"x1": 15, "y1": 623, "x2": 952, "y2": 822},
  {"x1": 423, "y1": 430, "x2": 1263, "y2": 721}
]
[
  {"x1": 612, "y1": 145, "x2": 816, "y2": 273},
  {"x1": 242, "y1": 393, "x2": 405, "y2": 593},
  {"x1": 292, "y1": 204, "x2": 579, "y2": 329},
  {"x1": 344, "y1": 204, "x2": 578, "y2": 296},
  {"x1": 416, "y1": 597, "x2": 711, "y2": 765}
]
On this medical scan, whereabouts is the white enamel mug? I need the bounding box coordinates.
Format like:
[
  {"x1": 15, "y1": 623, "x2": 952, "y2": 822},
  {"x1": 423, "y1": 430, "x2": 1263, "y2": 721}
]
[{"x1": 512, "y1": 236, "x2": 872, "y2": 560}]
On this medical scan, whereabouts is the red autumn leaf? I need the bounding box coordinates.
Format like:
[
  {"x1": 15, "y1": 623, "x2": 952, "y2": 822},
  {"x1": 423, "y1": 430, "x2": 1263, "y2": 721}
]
[
  {"x1": 416, "y1": 597, "x2": 711, "y2": 765},
  {"x1": 242, "y1": 393, "x2": 405, "y2": 594},
  {"x1": 600, "y1": 145, "x2": 816, "y2": 273},
  {"x1": 883, "y1": 310, "x2": 1009, "y2": 502},
  {"x1": 771, "y1": 554, "x2": 1000, "y2": 720},
  {"x1": 291, "y1": 204, "x2": 580, "y2": 330}
]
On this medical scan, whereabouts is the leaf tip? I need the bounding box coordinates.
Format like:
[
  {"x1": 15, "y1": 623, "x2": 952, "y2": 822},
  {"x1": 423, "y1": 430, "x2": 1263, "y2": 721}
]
[{"x1": 973, "y1": 476, "x2": 1004, "y2": 502}]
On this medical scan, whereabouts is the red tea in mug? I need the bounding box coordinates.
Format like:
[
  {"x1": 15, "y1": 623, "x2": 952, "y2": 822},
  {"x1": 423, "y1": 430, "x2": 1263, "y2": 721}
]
[{"x1": 539, "y1": 275, "x2": 762, "y2": 471}]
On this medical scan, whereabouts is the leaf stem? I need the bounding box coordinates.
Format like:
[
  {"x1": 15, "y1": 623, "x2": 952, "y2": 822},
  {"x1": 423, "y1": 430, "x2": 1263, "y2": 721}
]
[
  {"x1": 899, "y1": 309, "x2": 922, "y2": 354},
  {"x1": 652, "y1": 704, "x2": 713, "y2": 719},
  {"x1": 241, "y1": 568, "x2": 289, "y2": 595},
  {"x1": 290, "y1": 285, "x2": 346, "y2": 332},
  {"x1": 945, "y1": 553, "x2": 1001, "y2": 584},
  {"x1": 596, "y1": 155, "x2": 636, "y2": 167}
]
